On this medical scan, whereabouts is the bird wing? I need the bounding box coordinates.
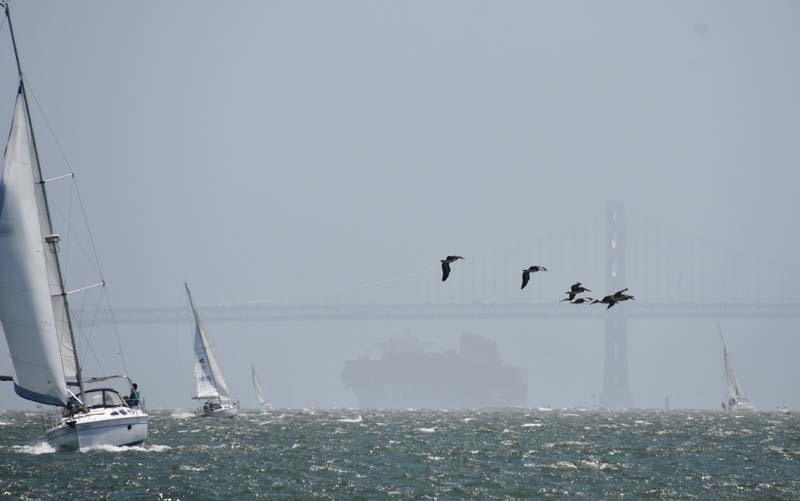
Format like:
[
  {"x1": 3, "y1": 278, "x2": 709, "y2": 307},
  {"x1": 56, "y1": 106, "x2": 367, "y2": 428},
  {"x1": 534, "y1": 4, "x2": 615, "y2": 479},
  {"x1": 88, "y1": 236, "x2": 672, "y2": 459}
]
[
  {"x1": 521, "y1": 271, "x2": 530, "y2": 289},
  {"x1": 607, "y1": 302, "x2": 616, "y2": 309},
  {"x1": 568, "y1": 291, "x2": 576, "y2": 301},
  {"x1": 441, "y1": 261, "x2": 451, "y2": 281}
]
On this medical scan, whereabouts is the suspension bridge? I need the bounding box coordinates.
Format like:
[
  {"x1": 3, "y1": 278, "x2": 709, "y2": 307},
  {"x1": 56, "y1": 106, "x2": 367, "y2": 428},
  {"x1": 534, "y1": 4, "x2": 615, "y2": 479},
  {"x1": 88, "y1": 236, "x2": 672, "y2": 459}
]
[{"x1": 78, "y1": 202, "x2": 800, "y2": 408}]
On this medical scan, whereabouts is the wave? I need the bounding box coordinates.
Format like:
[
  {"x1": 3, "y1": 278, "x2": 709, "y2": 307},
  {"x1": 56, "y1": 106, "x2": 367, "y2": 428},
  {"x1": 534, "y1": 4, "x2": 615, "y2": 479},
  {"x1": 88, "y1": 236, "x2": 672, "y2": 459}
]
[
  {"x1": 416, "y1": 427, "x2": 436, "y2": 433},
  {"x1": 80, "y1": 444, "x2": 171, "y2": 453},
  {"x1": 521, "y1": 423, "x2": 543, "y2": 428},
  {"x1": 338, "y1": 416, "x2": 363, "y2": 423},
  {"x1": 14, "y1": 442, "x2": 56, "y2": 455},
  {"x1": 170, "y1": 410, "x2": 196, "y2": 419}
]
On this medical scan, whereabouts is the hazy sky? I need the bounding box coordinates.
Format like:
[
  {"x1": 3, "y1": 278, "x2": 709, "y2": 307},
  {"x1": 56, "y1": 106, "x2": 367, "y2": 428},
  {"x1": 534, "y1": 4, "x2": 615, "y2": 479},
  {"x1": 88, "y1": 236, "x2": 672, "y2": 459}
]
[{"x1": 1, "y1": 1, "x2": 799, "y2": 410}]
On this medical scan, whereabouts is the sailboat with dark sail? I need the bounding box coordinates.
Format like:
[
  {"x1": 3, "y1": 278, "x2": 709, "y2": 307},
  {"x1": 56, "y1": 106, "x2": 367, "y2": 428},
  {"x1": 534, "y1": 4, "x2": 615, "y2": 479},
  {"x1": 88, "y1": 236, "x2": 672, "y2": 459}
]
[
  {"x1": 185, "y1": 283, "x2": 239, "y2": 417},
  {"x1": 0, "y1": 1, "x2": 148, "y2": 449}
]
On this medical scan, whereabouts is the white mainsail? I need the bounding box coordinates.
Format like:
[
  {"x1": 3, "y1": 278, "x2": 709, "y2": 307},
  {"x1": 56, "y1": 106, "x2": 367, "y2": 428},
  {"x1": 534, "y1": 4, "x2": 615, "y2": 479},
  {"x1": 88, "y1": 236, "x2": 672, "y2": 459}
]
[
  {"x1": 0, "y1": 92, "x2": 71, "y2": 406},
  {"x1": 252, "y1": 364, "x2": 266, "y2": 406},
  {"x1": 185, "y1": 283, "x2": 231, "y2": 401},
  {"x1": 723, "y1": 344, "x2": 744, "y2": 400},
  {"x1": 717, "y1": 323, "x2": 754, "y2": 410}
]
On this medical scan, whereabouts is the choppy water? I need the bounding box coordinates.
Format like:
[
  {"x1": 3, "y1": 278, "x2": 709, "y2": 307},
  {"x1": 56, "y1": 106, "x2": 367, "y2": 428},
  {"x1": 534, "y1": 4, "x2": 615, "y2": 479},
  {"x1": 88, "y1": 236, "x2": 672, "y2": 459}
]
[{"x1": 1, "y1": 408, "x2": 798, "y2": 498}]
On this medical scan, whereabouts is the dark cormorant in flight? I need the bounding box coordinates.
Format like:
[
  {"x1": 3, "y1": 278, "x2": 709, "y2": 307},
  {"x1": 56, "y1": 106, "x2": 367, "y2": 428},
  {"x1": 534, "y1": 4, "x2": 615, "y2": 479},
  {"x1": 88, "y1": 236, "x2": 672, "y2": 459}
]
[
  {"x1": 440, "y1": 256, "x2": 464, "y2": 282},
  {"x1": 521, "y1": 266, "x2": 547, "y2": 290}
]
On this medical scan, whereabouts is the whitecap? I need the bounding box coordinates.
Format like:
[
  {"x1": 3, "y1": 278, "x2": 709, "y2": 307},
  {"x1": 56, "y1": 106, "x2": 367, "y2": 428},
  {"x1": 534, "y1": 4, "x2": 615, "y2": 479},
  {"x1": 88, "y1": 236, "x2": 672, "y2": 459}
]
[
  {"x1": 80, "y1": 444, "x2": 171, "y2": 453},
  {"x1": 416, "y1": 427, "x2": 435, "y2": 433},
  {"x1": 14, "y1": 442, "x2": 56, "y2": 455},
  {"x1": 338, "y1": 416, "x2": 363, "y2": 423},
  {"x1": 521, "y1": 423, "x2": 543, "y2": 428},
  {"x1": 170, "y1": 410, "x2": 195, "y2": 419}
]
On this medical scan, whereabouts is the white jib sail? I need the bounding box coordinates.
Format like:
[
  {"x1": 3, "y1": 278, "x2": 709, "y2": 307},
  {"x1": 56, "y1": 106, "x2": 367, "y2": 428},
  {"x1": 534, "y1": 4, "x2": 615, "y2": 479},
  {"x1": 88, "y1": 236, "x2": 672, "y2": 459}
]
[
  {"x1": 186, "y1": 284, "x2": 231, "y2": 401},
  {"x1": 252, "y1": 364, "x2": 266, "y2": 405},
  {"x1": 723, "y1": 346, "x2": 744, "y2": 400},
  {"x1": 0, "y1": 92, "x2": 70, "y2": 406}
]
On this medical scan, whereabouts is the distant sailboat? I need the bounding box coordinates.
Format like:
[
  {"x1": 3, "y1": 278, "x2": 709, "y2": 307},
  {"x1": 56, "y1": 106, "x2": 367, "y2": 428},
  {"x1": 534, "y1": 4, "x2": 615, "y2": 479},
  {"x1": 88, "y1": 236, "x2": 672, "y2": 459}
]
[
  {"x1": 717, "y1": 324, "x2": 755, "y2": 412},
  {"x1": 0, "y1": 2, "x2": 148, "y2": 449},
  {"x1": 185, "y1": 283, "x2": 239, "y2": 417},
  {"x1": 251, "y1": 364, "x2": 272, "y2": 411}
]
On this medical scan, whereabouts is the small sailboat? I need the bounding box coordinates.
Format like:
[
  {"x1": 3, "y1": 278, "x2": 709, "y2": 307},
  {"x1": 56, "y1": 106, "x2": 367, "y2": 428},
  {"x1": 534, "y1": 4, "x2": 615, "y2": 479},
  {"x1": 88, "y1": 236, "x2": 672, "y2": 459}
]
[
  {"x1": 251, "y1": 364, "x2": 272, "y2": 411},
  {"x1": 717, "y1": 324, "x2": 755, "y2": 412},
  {"x1": 185, "y1": 283, "x2": 239, "y2": 417},
  {"x1": 0, "y1": 2, "x2": 148, "y2": 449}
]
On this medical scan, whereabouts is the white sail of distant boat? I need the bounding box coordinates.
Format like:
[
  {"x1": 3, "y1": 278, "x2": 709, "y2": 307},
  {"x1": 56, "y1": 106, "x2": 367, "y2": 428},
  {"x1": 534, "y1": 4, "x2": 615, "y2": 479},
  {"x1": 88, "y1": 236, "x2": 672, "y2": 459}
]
[
  {"x1": 717, "y1": 323, "x2": 755, "y2": 412},
  {"x1": 251, "y1": 364, "x2": 271, "y2": 411},
  {"x1": 0, "y1": 2, "x2": 148, "y2": 450},
  {"x1": 185, "y1": 283, "x2": 239, "y2": 417}
]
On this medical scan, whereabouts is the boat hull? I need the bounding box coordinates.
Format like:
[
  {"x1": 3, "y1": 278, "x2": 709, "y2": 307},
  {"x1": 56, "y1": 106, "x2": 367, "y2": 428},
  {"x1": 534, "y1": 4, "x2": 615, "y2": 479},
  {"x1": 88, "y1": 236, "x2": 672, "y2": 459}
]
[
  {"x1": 199, "y1": 402, "x2": 239, "y2": 418},
  {"x1": 728, "y1": 399, "x2": 756, "y2": 412},
  {"x1": 44, "y1": 407, "x2": 149, "y2": 450}
]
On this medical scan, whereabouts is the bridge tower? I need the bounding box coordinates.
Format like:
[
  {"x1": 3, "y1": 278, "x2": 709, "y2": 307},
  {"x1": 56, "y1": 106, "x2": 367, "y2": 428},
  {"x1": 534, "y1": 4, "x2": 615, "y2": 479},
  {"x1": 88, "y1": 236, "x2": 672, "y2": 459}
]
[{"x1": 600, "y1": 201, "x2": 634, "y2": 408}]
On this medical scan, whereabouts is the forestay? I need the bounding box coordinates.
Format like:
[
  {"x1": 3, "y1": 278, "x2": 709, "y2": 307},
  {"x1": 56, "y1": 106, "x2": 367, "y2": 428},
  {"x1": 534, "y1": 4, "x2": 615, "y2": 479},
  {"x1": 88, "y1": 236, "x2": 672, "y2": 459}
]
[{"x1": 0, "y1": 92, "x2": 70, "y2": 406}]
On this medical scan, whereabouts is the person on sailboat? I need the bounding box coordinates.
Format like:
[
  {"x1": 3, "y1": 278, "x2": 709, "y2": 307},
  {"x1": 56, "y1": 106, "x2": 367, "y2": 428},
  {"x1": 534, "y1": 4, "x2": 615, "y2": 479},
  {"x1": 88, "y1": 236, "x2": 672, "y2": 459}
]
[{"x1": 128, "y1": 383, "x2": 141, "y2": 407}]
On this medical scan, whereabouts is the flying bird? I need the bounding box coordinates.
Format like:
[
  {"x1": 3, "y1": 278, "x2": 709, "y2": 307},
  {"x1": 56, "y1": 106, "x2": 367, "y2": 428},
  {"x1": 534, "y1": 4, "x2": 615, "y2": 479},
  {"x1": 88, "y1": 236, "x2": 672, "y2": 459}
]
[
  {"x1": 591, "y1": 296, "x2": 619, "y2": 309},
  {"x1": 592, "y1": 288, "x2": 634, "y2": 309},
  {"x1": 561, "y1": 296, "x2": 594, "y2": 304},
  {"x1": 440, "y1": 256, "x2": 464, "y2": 282},
  {"x1": 563, "y1": 282, "x2": 591, "y2": 301},
  {"x1": 521, "y1": 266, "x2": 547, "y2": 290}
]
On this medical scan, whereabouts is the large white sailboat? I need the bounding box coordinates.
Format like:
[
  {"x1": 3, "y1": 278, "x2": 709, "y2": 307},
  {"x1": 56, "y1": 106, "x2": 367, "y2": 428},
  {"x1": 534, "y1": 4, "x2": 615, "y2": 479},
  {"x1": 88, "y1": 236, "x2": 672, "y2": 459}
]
[
  {"x1": 185, "y1": 283, "x2": 239, "y2": 418},
  {"x1": 0, "y1": 2, "x2": 148, "y2": 449},
  {"x1": 718, "y1": 324, "x2": 756, "y2": 412},
  {"x1": 252, "y1": 363, "x2": 271, "y2": 412}
]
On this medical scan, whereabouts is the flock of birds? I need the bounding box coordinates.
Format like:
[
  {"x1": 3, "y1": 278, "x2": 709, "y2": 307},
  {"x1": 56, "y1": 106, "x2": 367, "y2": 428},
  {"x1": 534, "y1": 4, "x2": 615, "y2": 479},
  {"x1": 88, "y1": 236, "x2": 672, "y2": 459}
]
[{"x1": 439, "y1": 256, "x2": 635, "y2": 309}]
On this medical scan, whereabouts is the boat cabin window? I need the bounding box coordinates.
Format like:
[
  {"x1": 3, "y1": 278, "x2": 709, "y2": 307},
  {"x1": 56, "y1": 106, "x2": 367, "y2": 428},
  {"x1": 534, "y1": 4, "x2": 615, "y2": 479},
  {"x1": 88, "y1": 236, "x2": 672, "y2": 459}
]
[
  {"x1": 103, "y1": 390, "x2": 125, "y2": 407},
  {"x1": 77, "y1": 389, "x2": 126, "y2": 409},
  {"x1": 82, "y1": 390, "x2": 105, "y2": 409}
]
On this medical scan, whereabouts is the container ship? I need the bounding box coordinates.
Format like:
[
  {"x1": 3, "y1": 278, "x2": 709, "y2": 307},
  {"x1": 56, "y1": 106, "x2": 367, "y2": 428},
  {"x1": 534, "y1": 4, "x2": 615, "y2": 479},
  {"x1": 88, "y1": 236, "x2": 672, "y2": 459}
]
[{"x1": 341, "y1": 334, "x2": 527, "y2": 409}]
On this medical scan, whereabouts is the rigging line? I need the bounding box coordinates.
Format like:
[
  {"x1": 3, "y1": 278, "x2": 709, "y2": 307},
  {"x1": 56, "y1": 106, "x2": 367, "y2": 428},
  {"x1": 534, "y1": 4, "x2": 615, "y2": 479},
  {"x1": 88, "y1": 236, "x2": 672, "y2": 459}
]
[
  {"x1": 64, "y1": 289, "x2": 106, "y2": 376},
  {"x1": 63, "y1": 176, "x2": 75, "y2": 280},
  {"x1": 18, "y1": 77, "x2": 78, "y2": 176},
  {"x1": 49, "y1": 200, "x2": 102, "y2": 278},
  {"x1": 102, "y1": 286, "x2": 129, "y2": 376},
  {"x1": 26, "y1": 74, "x2": 130, "y2": 375}
]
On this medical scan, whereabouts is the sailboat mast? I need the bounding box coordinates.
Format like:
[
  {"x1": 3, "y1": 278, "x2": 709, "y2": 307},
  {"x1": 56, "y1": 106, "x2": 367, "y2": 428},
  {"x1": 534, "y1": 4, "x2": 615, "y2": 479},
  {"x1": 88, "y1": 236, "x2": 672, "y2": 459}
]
[{"x1": 3, "y1": 2, "x2": 86, "y2": 404}]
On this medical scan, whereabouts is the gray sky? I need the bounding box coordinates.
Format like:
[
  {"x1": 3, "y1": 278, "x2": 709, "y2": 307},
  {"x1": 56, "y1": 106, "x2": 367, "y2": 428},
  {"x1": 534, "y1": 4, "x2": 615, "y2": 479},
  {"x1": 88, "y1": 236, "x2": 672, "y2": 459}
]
[{"x1": 1, "y1": 1, "x2": 799, "y2": 410}]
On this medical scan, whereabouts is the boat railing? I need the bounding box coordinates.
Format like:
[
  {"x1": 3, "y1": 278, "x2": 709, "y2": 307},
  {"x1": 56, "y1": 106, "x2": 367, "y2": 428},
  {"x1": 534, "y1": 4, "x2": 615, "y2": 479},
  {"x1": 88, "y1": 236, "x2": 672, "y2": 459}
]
[{"x1": 39, "y1": 410, "x2": 62, "y2": 432}]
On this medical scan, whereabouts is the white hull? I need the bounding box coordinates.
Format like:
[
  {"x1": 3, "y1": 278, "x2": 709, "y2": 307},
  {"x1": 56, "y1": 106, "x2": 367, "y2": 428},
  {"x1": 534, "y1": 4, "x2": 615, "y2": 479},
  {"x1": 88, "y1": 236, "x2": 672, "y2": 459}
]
[
  {"x1": 727, "y1": 398, "x2": 756, "y2": 412},
  {"x1": 44, "y1": 407, "x2": 148, "y2": 450},
  {"x1": 198, "y1": 402, "x2": 239, "y2": 418}
]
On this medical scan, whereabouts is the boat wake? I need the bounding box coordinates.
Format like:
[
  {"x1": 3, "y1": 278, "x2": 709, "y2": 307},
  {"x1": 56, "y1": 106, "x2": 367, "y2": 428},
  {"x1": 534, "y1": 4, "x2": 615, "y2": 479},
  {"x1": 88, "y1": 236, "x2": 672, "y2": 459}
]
[
  {"x1": 80, "y1": 444, "x2": 171, "y2": 453},
  {"x1": 14, "y1": 442, "x2": 56, "y2": 455}
]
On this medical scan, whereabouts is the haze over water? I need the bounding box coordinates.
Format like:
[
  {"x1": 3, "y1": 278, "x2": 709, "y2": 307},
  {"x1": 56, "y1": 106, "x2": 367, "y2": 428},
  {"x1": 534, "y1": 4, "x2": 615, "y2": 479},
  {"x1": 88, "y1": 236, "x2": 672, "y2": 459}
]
[{"x1": 1, "y1": 1, "x2": 800, "y2": 497}]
